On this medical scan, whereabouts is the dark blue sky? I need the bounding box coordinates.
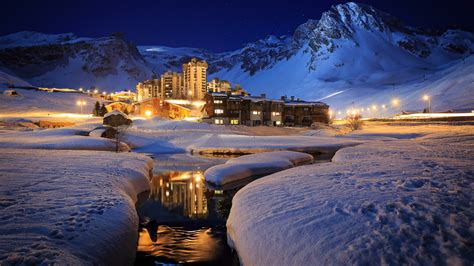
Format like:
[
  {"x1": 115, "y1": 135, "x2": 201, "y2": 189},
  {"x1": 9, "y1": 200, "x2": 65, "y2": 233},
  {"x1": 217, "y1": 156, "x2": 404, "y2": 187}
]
[{"x1": 1, "y1": 0, "x2": 473, "y2": 52}]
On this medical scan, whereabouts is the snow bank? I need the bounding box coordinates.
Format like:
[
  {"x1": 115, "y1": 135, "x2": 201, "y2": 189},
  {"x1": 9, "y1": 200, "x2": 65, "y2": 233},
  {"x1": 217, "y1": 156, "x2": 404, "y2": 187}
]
[
  {"x1": 0, "y1": 127, "x2": 129, "y2": 151},
  {"x1": 189, "y1": 134, "x2": 360, "y2": 155},
  {"x1": 0, "y1": 149, "x2": 153, "y2": 265},
  {"x1": 227, "y1": 127, "x2": 474, "y2": 265},
  {"x1": 204, "y1": 151, "x2": 313, "y2": 186}
]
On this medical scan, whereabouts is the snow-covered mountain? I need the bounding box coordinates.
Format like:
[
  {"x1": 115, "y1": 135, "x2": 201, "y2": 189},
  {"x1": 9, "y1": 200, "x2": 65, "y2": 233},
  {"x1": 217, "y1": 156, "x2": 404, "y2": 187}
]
[
  {"x1": 138, "y1": 2, "x2": 474, "y2": 113},
  {"x1": 0, "y1": 31, "x2": 153, "y2": 90},
  {"x1": 1, "y1": 2, "x2": 473, "y2": 113}
]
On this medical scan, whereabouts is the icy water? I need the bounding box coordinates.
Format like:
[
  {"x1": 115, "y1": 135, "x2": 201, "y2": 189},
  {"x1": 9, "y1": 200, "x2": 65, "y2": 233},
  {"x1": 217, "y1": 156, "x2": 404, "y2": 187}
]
[
  {"x1": 134, "y1": 152, "x2": 333, "y2": 265},
  {"x1": 134, "y1": 153, "x2": 239, "y2": 265}
]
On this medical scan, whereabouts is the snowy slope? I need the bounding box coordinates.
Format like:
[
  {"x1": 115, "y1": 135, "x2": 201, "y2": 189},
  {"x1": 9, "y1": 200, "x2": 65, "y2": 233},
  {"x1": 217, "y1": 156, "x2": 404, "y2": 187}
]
[
  {"x1": 0, "y1": 31, "x2": 153, "y2": 90},
  {"x1": 0, "y1": 149, "x2": 152, "y2": 264},
  {"x1": 0, "y1": 69, "x2": 31, "y2": 87},
  {"x1": 0, "y1": 88, "x2": 105, "y2": 116},
  {"x1": 227, "y1": 126, "x2": 474, "y2": 265}
]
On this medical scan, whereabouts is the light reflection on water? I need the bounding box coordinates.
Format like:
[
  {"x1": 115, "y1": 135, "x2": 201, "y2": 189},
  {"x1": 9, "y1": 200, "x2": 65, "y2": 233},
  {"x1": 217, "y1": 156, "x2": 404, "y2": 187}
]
[
  {"x1": 136, "y1": 154, "x2": 237, "y2": 265},
  {"x1": 149, "y1": 171, "x2": 209, "y2": 219}
]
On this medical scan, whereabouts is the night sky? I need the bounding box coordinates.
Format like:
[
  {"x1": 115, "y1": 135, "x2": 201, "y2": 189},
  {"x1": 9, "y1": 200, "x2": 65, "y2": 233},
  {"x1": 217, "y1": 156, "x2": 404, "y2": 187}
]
[{"x1": 2, "y1": 0, "x2": 473, "y2": 52}]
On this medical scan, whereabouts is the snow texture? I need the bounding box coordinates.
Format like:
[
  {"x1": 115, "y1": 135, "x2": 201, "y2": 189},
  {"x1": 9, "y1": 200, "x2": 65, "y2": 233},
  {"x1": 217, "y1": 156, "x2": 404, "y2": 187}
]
[
  {"x1": 204, "y1": 151, "x2": 313, "y2": 186},
  {"x1": 0, "y1": 149, "x2": 153, "y2": 265},
  {"x1": 227, "y1": 126, "x2": 474, "y2": 265},
  {"x1": 0, "y1": 127, "x2": 129, "y2": 151}
]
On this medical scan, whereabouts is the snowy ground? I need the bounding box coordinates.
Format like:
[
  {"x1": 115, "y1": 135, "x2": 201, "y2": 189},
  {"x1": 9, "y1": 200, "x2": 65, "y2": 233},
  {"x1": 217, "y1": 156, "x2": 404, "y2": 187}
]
[
  {"x1": 0, "y1": 149, "x2": 153, "y2": 264},
  {"x1": 204, "y1": 151, "x2": 313, "y2": 187},
  {"x1": 227, "y1": 125, "x2": 474, "y2": 265}
]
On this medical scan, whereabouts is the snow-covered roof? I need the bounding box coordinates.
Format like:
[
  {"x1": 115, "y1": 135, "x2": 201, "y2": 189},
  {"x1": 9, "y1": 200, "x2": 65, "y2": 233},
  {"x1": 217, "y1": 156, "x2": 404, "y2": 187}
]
[{"x1": 104, "y1": 109, "x2": 129, "y2": 119}]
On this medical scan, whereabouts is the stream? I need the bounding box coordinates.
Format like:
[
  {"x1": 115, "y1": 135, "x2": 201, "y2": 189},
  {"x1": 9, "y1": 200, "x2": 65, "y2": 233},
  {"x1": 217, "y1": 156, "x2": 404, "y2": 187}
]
[{"x1": 134, "y1": 152, "x2": 333, "y2": 265}]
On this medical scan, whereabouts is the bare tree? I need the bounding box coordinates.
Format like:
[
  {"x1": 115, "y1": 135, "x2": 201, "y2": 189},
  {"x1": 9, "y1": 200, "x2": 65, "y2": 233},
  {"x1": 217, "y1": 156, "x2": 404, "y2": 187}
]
[{"x1": 346, "y1": 114, "x2": 363, "y2": 131}]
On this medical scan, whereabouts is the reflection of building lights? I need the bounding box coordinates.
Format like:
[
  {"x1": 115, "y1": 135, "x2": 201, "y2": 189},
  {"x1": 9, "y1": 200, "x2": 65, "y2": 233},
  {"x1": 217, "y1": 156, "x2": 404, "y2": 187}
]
[
  {"x1": 196, "y1": 183, "x2": 200, "y2": 188},
  {"x1": 165, "y1": 190, "x2": 169, "y2": 197},
  {"x1": 195, "y1": 175, "x2": 201, "y2": 182},
  {"x1": 189, "y1": 183, "x2": 193, "y2": 190},
  {"x1": 145, "y1": 110, "x2": 152, "y2": 117},
  {"x1": 159, "y1": 179, "x2": 163, "y2": 187}
]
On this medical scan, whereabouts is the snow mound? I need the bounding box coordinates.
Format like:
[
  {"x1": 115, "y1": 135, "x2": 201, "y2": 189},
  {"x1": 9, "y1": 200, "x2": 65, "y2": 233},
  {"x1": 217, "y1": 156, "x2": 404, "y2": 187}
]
[
  {"x1": 0, "y1": 149, "x2": 153, "y2": 264},
  {"x1": 227, "y1": 127, "x2": 474, "y2": 265},
  {"x1": 204, "y1": 151, "x2": 313, "y2": 186},
  {"x1": 0, "y1": 127, "x2": 129, "y2": 151}
]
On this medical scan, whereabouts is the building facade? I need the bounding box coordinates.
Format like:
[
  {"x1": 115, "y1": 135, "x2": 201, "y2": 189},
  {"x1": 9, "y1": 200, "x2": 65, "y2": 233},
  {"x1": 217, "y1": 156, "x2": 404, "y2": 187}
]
[
  {"x1": 136, "y1": 79, "x2": 160, "y2": 101},
  {"x1": 183, "y1": 58, "x2": 208, "y2": 100},
  {"x1": 135, "y1": 98, "x2": 190, "y2": 120},
  {"x1": 160, "y1": 71, "x2": 184, "y2": 99},
  {"x1": 203, "y1": 93, "x2": 329, "y2": 126},
  {"x1": 207, "y1": 78, "x2": 232, "y2": 93}
]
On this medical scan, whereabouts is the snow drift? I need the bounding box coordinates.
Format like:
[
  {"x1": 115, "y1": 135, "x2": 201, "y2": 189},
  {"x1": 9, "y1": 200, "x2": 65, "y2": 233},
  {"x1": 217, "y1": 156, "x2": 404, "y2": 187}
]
[
  {"x1": 226, "y1": 127, "x2": 474, "y2": 265},
  {"x1": 204, "y1": 151, "x2": 313, "y2": 186},
  {"x1": 0, "y1": 149, "x2": 153, "y2": 264}
]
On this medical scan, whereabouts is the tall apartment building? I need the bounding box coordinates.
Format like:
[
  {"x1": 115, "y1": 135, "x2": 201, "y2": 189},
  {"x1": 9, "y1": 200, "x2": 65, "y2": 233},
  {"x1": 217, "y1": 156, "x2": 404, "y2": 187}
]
[
  {"x1": 183, "y1": 58, "x2": 208, "y2": 100},
  {"x1": 136, "y1": 78, "x2": 160, "y2": 101},
  {"x1": 207, "y1": 78, "x2": 232, "y2": 93},
  {"x1": 160, "y1": 71, "x2": 184, "y2": 99}
]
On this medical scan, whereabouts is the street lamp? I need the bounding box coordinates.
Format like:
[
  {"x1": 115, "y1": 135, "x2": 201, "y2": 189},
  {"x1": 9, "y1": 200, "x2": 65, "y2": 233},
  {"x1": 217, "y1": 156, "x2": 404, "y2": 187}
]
[
  {"x1": 392, "y1": 99, "x2": 399, "y2": 106},
  {"x1": 423, "y1": 95, "x2": 431, "y2": 113},
  {"x1": 76, "y1": 100, "x2": 86, "y2": 114}
]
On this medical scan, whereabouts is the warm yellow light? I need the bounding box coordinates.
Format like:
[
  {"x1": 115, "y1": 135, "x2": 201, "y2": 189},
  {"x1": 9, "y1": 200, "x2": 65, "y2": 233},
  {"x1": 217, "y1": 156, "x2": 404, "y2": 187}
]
[
  {"x1": 423, "y1": 95, "x2": 429, "y2": 101},
  {"x1": 145, "y1": 110, "x2": 152, "y2": 117},
  {"x1": 79, "y1": 88, "x2": 83, "y2": 91},
  {"x1": 328, "y1": 110, "x2": 333, "y2": 116},
  {"x1": 372, "y1": 105, "x2": 377, "y2": 110},
  {"x1": 76, "y1": 101, "x2": 81, "y2": 106},
  {"x1": 382, "y1": 104, "x2": 386, "y2": 108},
  {"x1": 338, "y1": 111, "x2": 341, "y2": 115},
  {"x1": 102, "y1": 91, "x2": 106, "y2": 95},
  {"x1": 392, "y1": 99, "x2": 399, "y2": 105},
  {"x1": 94, "y1": 89, "x2": 98, "y2": 94}
]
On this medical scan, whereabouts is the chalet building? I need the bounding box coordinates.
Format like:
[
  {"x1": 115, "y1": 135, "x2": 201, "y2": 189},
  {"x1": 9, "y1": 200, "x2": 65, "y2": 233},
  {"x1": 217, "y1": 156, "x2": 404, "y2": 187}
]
[
  {"x1": 135, "y1": 98, "x2": 191, "y2": 120},
  {"x1": 203, "y1": 93, "x2": 329, "y2": 127},
  {"x1": 281, "y1": 96, "x2": 330, "y2": 126}
]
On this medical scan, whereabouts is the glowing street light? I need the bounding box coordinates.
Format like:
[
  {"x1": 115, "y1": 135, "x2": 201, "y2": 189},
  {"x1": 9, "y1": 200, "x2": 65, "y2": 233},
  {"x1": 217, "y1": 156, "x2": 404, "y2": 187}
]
[
  {"x1": 372, "y1": 105, "x2": 377, "y2": 110},
  {"x1": 102, "y1": 91, "x2": 106, "y2": 96},
  {"x1": 382, "y1": 104, "x2": 386, "y2": 109},
  {"x1": 145, "y1": 110, "x2": 152, "y2": 117},
  {"x1": 392, "y1": 99, "x2": 399, "y2": 106},
  {"x1": 79, "y1": 88, "x2": 83, "y2": 92},
  {"x1": 94, "y1": 89, "x2": 98, "y2": 94},
  {"x1": 76, "y1": 100, "x2": 86, "y2": 114},
  {"x1": 423, "y1": 95, "x2": 431, "y2": 113}
]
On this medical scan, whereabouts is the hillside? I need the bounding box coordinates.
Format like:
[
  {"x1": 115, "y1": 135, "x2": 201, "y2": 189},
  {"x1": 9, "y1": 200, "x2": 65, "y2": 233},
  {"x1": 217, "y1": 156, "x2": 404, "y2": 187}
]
[{"x1": 0, "y1": 2, "x2": 473, "y2": 114}]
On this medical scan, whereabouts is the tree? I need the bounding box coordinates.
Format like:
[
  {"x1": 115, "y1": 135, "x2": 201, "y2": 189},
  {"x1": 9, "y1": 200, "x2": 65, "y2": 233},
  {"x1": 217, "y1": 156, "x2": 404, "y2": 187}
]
[
  {"x1": 346, "y1": 114, "x2": 363, "y2": 131},
  {"x1": 99, "y1": 104, "x2": 108, "y2": 117},
  {"x1": 92, "y1": 101, "x2": 101, "y2": 116}
]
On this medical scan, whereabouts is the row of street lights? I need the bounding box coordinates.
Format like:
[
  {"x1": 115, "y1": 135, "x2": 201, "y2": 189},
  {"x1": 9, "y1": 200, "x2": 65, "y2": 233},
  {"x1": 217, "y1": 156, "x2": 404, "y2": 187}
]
[{"x1": 329, "y1": 94, "x2": 432, "y2": 119}]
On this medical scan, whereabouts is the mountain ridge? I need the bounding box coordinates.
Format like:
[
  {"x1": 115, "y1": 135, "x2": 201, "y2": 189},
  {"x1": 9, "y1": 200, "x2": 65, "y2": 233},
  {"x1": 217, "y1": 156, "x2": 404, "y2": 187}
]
[{"x1": 0, "y1": 2, "x2": 473, "y2": 113}]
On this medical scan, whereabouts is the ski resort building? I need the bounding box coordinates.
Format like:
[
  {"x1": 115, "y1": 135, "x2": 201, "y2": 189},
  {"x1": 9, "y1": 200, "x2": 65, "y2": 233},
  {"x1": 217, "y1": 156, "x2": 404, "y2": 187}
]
[
  {"x1": 135, "y1": 98, "x2": 191, "y2": 120},
  {"x1": 203, "y1": 93, "x2": 329, "y2": 126}
]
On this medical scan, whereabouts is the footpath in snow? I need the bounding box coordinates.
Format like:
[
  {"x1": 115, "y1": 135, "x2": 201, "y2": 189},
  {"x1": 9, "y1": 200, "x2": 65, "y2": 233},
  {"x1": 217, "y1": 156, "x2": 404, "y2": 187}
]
[
  {"x1": 227, "y1": 126, "x2": 474, "y2": 265},
  {"x1": 0, "y1": 149, "x2": 153, "y2": 265},
  {"x1": 204, "y1": 151, "x2": 313, "y2": 187}
]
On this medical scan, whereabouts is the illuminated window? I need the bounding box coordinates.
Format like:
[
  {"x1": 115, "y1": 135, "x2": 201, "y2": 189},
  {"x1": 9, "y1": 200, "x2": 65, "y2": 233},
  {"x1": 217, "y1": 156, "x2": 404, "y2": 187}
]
[
  {"x1": 252, "y1": 111, "x2": 261, "y2": 115},
  {"x1": 214, "y1": 119, "x2": 224, "y2": 124},
  {"x1": 231, "y1": 119, "x2": 239, "y2": 125},
  {"x1": 215, "y1": 109, "x2": 224, "y2": 114},
  {"x1": 272, "y1": 112, "x2": 280, "y2": 116},
  {"x1": 276, "y1": 121, "x2": 281, "y2": 125},
  {"x1": 214, "y1": 100, "x2": 223, "y2": 104}
]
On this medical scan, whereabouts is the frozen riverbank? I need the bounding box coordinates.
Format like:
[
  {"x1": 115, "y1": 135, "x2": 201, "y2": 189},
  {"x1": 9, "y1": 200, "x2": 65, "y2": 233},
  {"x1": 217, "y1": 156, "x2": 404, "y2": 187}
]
[
  {"x1": 227, "y1": 126, "x2": 474, "y2": 265},
  {"x1": 0, "y1": 149, "x2": 153, "y2": 264},
  {"x1": 204, "y1": 151, "x2": 314, "y2": 187}
]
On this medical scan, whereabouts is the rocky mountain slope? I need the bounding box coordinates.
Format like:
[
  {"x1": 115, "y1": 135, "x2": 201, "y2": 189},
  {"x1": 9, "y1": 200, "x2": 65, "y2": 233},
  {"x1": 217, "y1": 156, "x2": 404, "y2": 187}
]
[
  {"x1": 0, "y1": 31, "x2": 152, "y2": 90},
  {"x1": 1, "y1": 2, "x2": 473, "y2": 113}
]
